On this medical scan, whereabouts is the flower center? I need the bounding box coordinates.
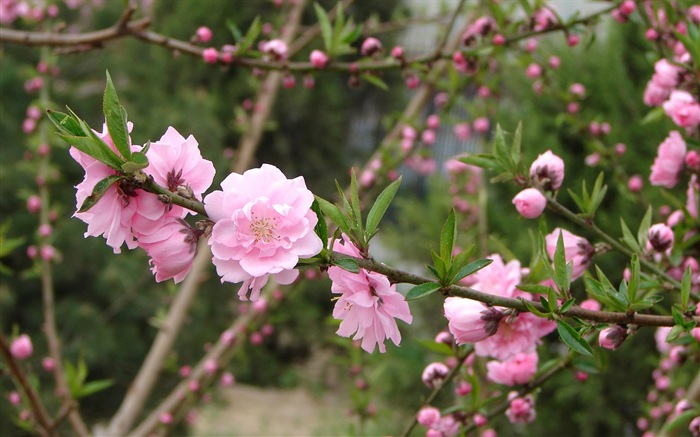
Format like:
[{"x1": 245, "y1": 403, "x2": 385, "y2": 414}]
[{"x1": 249, "y1": 213, "x2": 279, "y2": 244}]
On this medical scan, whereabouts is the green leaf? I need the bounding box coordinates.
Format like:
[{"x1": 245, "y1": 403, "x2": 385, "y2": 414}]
[
  {"x1": 78, "y1": 175, "x2": 123, "y2": 213},
  {"x1": 315, "y1": 196, "x2": 350, "y2": 235},
  {"x1": 341, "y1": 23, "x2": 363, "y2": 44},
  {"x1": 311, "y1": 199, "x2": 328, "y2": 248},
  {"x1": 226, "y1": 19, "x2": 243, "y2": 42},
  {"x1": 448, "y1": 245, "x2": 476, "y2": 279},
  {"x1": 439, "y1": 209, "x2": 456, "y2": 261},
  {"x1": 636, "y1": 206, "x2": 653, "y2": 249},
  {"x1": 46, "y1": 109, "x2": 83, "y2": 136},
  {"x1": 56, "y1": 133, "x2": 123, "y2": 171},
  {"x1": 560, "y1": 298, "x2": 576, "y2": 314},
  {"x1": 75, "y1": 379, "x2": 113, "y2": 399},
  {"x1": 553, "y1": 230, "x2": 570, "y2": 296},
  {"x1": 414, "y1": 339, "x2": 454, "y2": 356},
  {"x1": 659, "y1": 410, "x2": 699, "y2": 436},
  {"x1": 334, "y1": 257, "x2": 360, "y2": 273},
  {"x1": 522, "y1": 299, "x2": 549, "y2": 318},
  {"x1": 103, "y1": 71, "x2": 132, "y2": 160},
  {"x1": 239, "y1": 16, "x2": 261, "y2": 54},
  {"x1": 587, "y1": 172, "x2": 607, "y2": 216},
  {"x1": 492, "y1": 124, "x2": 511, "y2": 171},
  {"x1": 627, "y1": 254, "x2": 640, "y2": 304},
  {"x1": 121, "y1": 151, "x2": 149, "y2": 173},
  {"x1": 452, "y1": 259, "x2": 493, "y2": 283},
  {"x1": 557, "y1": 321, "x2": 593, "y2": 356},
  {"x1": 681, "y1": 266, "x2": 691, "y2": 308},
  {"x1": 361, "y1": 74, "x2": 389, "y2": 91},
  {"x1": 314, "y1": 3, "x2": 333, "y2": 53},
  {"x1": 459, "y1": 154, "x2": 499, "y2": 171},
  {"x1": 406, "y1": 282, "x2": 441, "y2": 301},
  {"x1": 665, "y1": 325, "x2": 685, "y2": 343},
  {"x1": 510, "y1": 121, "x2": 522, "y2": 171},
  {"x1": 365, "y1": 176, "x2": 401, "y2": 240},
  {"x1": 620, "y1": 218, "x2": 641, "y2": 253},
  {"x1": 516, "y1": 284, "x2": 553, "y2": 295}
]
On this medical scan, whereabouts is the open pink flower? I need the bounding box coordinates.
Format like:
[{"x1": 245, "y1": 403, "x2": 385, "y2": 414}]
[
  {"x1": 487, "y1": 351, "x2": 538, "y2": 386},
  {"x1": 650, "y1": 131, "x2": 686, "y2": 188},
  {"x1": 474, "y1": 312, "x2": 554, "y2": 360},
  {"x1": 205, "y1": 164, "x2": 323, "y2": 301},
  {"x1": 663, "y1": 91, "x2": 700, "y2": 129},
  {"x1": 70, "y1": 122, "x2": 172, "y2": 253},
  {"x1": 545, "y1": 228, "x2": 594, "y2": 280},
  {"x1": 328, "y1": 236, "x2": 413, "y2": 353}
]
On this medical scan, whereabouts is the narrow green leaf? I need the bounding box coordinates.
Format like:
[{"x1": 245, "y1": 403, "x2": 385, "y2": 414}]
[
  {"x1": 660, "y1": 410, "x2": 699, "y2": 436},
  {"x1": 406, "y1": 282, "x2": 442, "y2": 301},
  {"x1": 75, "y1": 379, "x2": 113, "y2": 399},
  {"x1": 226, "y1": 19, "x2": 243, "y2": 42},
  {"x1": 510, "y1": 121, "x2": 522, "y2": 170},
  {"x1": 587, "y1": 172, "x2": 607, "y2": 215},
  {"x1": 439, "y1": 209, "x2": 456, "y2": 262},
  {"x1": 311, "y1": 199, "x2": 328, "y2": 248},
  {"x1": 453, "y1": 259, "x2": 493, "y2": 283},
  {"x1": 640, "y1": 106, "x2": 666, "y2": 125},
  {"x1": 334, "y1": 257, "x2": 360, "y2": 273},
  {"x1": 459, "y1": 154, "x2": 499, "y2": 171},
  {"x1": 681, "y1": 266, "x2": 691, "y2": 308},
  {"x1": 567, "y1": 188, "x2": 586, "y2": 214},
  {"x1": 332, "y1": 1, "x2": 345, "y2": 45},
  {"x1": 559, "y1": 298, "x2": 576, "y2": 314},
  {"x1": 340, "y1": 22, "x2": 363, "y2": 44},
  {"x1": 557, "y1": 321, "x2": 593, "y2": 356},
  {"x1": 314, "y1": 3, "x2": 333, "y2": 53},
  {"x1": 547, "y1": 286, "x2": 558, "y2": 313},
  {"x1": 492, "y1": 124, "x2": 511, "y2": 170},
  {"x1": 426, "y1": 264, "x2": 440, "y2": 281},
  {"x1": 46, "y1": 110, "x2": 83, "y2": 136},
  {"x1": 238, "y1": 16, "x2": 261, "y2": 54},
  {"x1": 121, "y1": 151, "x2": 149, "y2": 173},
  {"x1": 365, "y1": 176, "x2": 401, "y2": 239},
  {"x1": 361, "y1": 74, "x2": 389, "y2": 91},
  {"x1": 620, "y1": 218, "x2": 641, "y2": 252},
  {"x1": 627, "y1": 254, "x2": 640, "y2": 304},
  {"x1": 516, "y1": 284, "x2": 552, "y2": 295},
  {"x1": 637, "y1": 206, "x2": 653, "y2": 249},
  {"x1": 57, "y1": 133, "x2": 124, "y2": 171},
  {"x1": 103, "y1": 71, "x2": 131, "y2": 160},
  {"x1": 78, "y1": 175, "x2": 123, "y2": 213},
  {"x1": 523, "y1": 299, "x2": 549, "y2": 318},
  {"x1": 553, "y1": 231, "x2": 570, "y2": 295},
  {"x1": 665, "y1": 324, "x2": 685, "y2": 343},
  {"x1": 414, "y1": 339, "x2": 454, "y2": 356},
  {"x1": 448, "y1": 245, "x2": 476, "y2": 278},
  {"x1": 315, "y1": 196, "x2": 350, "y2": 235}
]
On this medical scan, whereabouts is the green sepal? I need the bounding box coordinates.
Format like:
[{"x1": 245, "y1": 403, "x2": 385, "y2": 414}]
[
  {"x1": 78, "y1": 175, "x2": 123, "y2": 213},
  {"x1": 406, "y1": 282, "x2": 441, "y2": 301},
  {"x1": 557, "y1": 321, "x2": 593, "y2": 356},
  {"x1": 103, "y1": 71, "x2": 132, "y2": 160}
]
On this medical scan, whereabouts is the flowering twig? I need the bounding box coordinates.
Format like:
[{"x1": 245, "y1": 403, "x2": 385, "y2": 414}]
[
  {"x1": 400, "y1": 348, "x2": 471, "y2": 437},
  {"x1": 0, "y1": 333, "x2": 56, "y2": 437},
  {"x1": 331, "y1": 252, "x2": 700, "y2": 327}
]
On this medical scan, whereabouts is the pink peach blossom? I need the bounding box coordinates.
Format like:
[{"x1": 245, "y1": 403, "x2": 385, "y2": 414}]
[
  {"x1": 261, "y1": 39, "x2": 288, "y2": 60},
  {"x1": 487, "y1": 351, "x2": 538, "y2": 386},
  {"x1": 137, "y1": 217, "x2": 199, "y2": 283},
  {"x1": 545, "y1": 228, "x2": 594, "y2": 280},
  {"x1": 530, "y1": 150, "x2": 564, "y2": 190},
  {"x1": 647, "y1": 223, "x2": 674, "y2": 253},
  {"x1": 328, "y1": 236, "x2": 413, "y2": 353},
  {"x1": 205, "y1": 164, "x2": 323, "y2": 301},
  {"x1": 650, "y1": 131, "x2": 686, "y2": 188},
  {"x1": 663, "y1": 91, "x2": 700, "y2": 129},
  {"x1": 309, "y1": 50, "x2": 329, "y2": 69}
]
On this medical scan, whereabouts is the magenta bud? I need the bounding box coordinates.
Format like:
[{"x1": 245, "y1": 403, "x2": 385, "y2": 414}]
[
  {"x1": 26, "y1": 195, "x2": 41, "y2": 214},
  {"x1": 360, "y1": 37, "x2": 382, "y2": 56},
  {"x1": 390, "y1": 46, "x2": 404, "y2": 59},
  {"x1": 598, "y1": 325, "x2": 627, "y2": 350},
  {"x1": 10, "y1": 334, "x2": 33, "y2": 360},
  {"x1": 647, "y1": 223, "x2": 674, "y2": 252},
  {"x1": 310, "y1": 50, "x2": 329, "y2": 69},
  {"x1": 202, "y1": 47, "x2": 219, "y2": 64},
  {"x1": 196, "y1": 26, "x2": 212, "y2": 42}
]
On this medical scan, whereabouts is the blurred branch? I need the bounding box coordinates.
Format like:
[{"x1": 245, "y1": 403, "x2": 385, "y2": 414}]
[
  {"x1": 0, "y1": 333, "x2": 56, "y2": 437},
  {"x1": 36, "y1": 50, "x2": 90, "y2": 437}
]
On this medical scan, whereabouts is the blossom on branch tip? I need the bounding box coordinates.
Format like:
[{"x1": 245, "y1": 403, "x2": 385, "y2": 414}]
[
  {"x1": 205, "y1": 164, "x2": 322, "y2": 301},
  {"x1": 598, "y1": 325, "x2": 628, "y2": 350},
  {"x1": 512, "y1": 188, "x2": 547, "y2": 219},
  {"x1": 328, "y1": 236, "x2": 413, "y2": 353},
  {"x1": 530, "y1": 150, "x2": 564, "y2": 190},
  {"x1": 421, "y1": 362, "x2": 449, "y2": 389}
]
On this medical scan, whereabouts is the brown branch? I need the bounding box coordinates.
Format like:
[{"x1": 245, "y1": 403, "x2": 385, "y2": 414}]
[
  {"x1": 0, "y1": 333, "x2": 56, "y2": 437},
  {"x1": 332, "y1": 252, "x2": 700, "y2": 327},
  {"x1": 0, "y1": 18, "x2": 150, "y2": 46}
]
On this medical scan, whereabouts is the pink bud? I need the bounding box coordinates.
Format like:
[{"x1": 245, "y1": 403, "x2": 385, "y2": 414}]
[
  {"x1": 434, "y1": 92, "x2": 449, "y2": 107},
  {"x1": 416, "y1": 406, "x2": 441, "y2": 428},
  {"x1": 361, "y1": 37, "x2": 382, "y2": 56},
  {"x1": 492, "y1": 34, "x2": 505, "y2": 45},
  {"x1": 262, "y1": 39, "x2": 288, "y2": 60},
  {"x1": 620, "y1": 0, "x2": 636, "y2": 15},
  {"x1": 220, "y1": 371, "x2": 235, "y2": 387},
  {"x1": 40, "y1": 245, "x2": 55, "y2": 261},
  {"x1": 159, "y1": 412, "x2": 173, "y2": 424},
  {"x1": 656, "y1": 375, "x2": 670, "y2": 391},
  {"x1": 598, "y1": 325, "x2": 627, "y2": 350},
  {"x1": 252, "y1": 298, "x2": 267, "y2": 314},
  {"x1": 8, "y1": 391, "x2": 21, "y2": 406},
  {"x1": 513, "y1": 188, "x2": 547, "y2": 219},
  {"x1": 453, "y1": 123, "x2": 471, "y2": 141},
  {"x1": 188, "y1": 380, "x2": 200, "y2": 392},
  {"x1": 260, "y1": 324, "x2": 274, "y2": 336},
  {"x1": 196, "y1": 26, "x2": 212, "y2": 43},
  {"x1": 37, "y1": 143, "x2": 50, "y2": 156},
  {"x1": 477, "y1": 86, "x2": 491, "y2": 98},
  {"x1": 421, "y1": 129, "x2": 436, "y2": 145},
  {"x1": 202, "y1": 47, "x2": 218, "y2": 64},
  {"x1": 473, "y1": 117, "x2": 489, "y2": 134},
  {"x1": 474, "y1": 413, "x2": 487, "y2": 426},
  {"x1": 204, "y1": 359, "x2": 218, "y2": 375},
  {"x1": 250, "y1": 332, "x2": 264, "y2": 345},
  {"x1": 220, "y1": 330, "x2": 236, "y2": 346},
  {"x1": 303, "y1": 75, "x2": 315, "y2": 89},
  {"x1": 600, "y1": 122, "x2": 611, "y2": 135},
  {"x1": 530, "y1": 150, "x2": 565, "y2": 190},
  {"x1": 179, "y1": 365, "x2": 191, "y2": 378},
  {"x1": 548, "y1": 56, "x2": 561, "y2": 69},
  {"x1": 526, "y1": 63, "x2": 542, "y2": 79},
  {"x1": 282, "y1": 74, "x2": 296, "y2": 89},
  {"x1": 404, "y1": 74, "x2": 419, "y2": 89},
  {"x1": 26, "y1": 105, "x2": 41, "y2": 120},
  {"x1": 575, "y1": 371, "x2": 588, "y2": 381},
  {"x1": 26, "y1": 195, "x2": 41, "y2": 213},
  {"x1": 401, "y1": 125, "x2": 417, "y2": 141},
  {"x1": 390, "y1": 46, "x2": 404, "y2": 59},
  {"x1": 38, "y1": 224, "x2": 52, "y2": 238},
  {"x1": 585, "y1": 153, "x2": 600, "y2": 167},
  {"x1": 42, "y1": 357, "x2": 55, "y2": 372},
  {"x1": 686, "y1": 150, "x2": 700, "y2": 171},
  {"x1": 647, "y1": 223, "x2": 674, "y2": 252},
  {"x1": 310, "y1": 50, "x2": 329, "y2": 69},
  {"x1": 27, "y1": 245, "x2": 38, "y2": 259},
  {"x1": 689, "y1": 416, "x2": 700, "y2": 437},
  {"x1": 645, "y1": 28, "x2": 659, "y2": 41},
  {"x1": 567, "y1": 102, "x2": 580, "y2": 114},
  {"x1": 10, "y1": 334, "x2": 33, "y2": 360},
  {"x1": 426, "y1": 114, "x2": 440, "y2": 130},
  {"x1": 422, "y1": 362, "x2": 449, "y2": 388},
  {"x1": 567, "y1": 34, "x2": 580, "y2": 46},
  {"x1": 570, "y1": 83, "x2": 586, "y2": 97},
  {"x1": 455, "y1": 381, "x2": 472, "y2": 396},
  {"x1": 525, "y1": 38, "x2": 537, "y2": 52},
  {"x1": 627, "y1": 175, "x2": 643, "y2": 192},
  {"x1": 614, "y1": 143, "x2": 626, "y2": 155},
  {"x1": 22, "y1": 118, "x2": 36, "y2": 134}
]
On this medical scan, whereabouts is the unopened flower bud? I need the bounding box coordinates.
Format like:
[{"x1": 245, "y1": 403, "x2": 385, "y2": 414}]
[
  {"x1": 512, "y1": 188, "x2": 547, "y2": 219},
  {"x1": 196, "y1": 26, "x2": 212, "y2": 43},
  {"x1": 598, "y1": 325, "x2": 627, "y2": 350},
  {"x1": 42, "y1": 357, "x2": 55, "y2": 372},
  {"x1": 361, "y1": 37, "x2": 382, "y2": 56},
  {"x1": 628, "y1": 175, "x2": 643, "y2": 192},
  {"x1": 530, "y1": 150, "x2": 565, "y2": 190},
  {"x1": 27, "y1": 195, "x2": 41, "y2": 214},
  {"x1": 421, "y1": 362, "x2": 450, "y2": 389},
  {"x1": 220, "y1": 371, "x2": 235, "y2": 387},
  {"x1": 647, "y1": 223, "x2": 674, "y2": 252},
  {"x1": 202, "y1": 47, "x2": 219, "y2": 64},
  {"x1": 10, "y1": 334, "x2": 33, "y2": 360},
  {"x1": 310, "y1": 50, "x2": 329, "y2": 69},
  {"x1": 8, "y1": 391, "x2": 21, "y2": 406},
  {"x1": 416, "y1": 406, "x2": 441, "y2": 427},
  {"x1": 567, "y1": 34, "x2": 580, "y2": 46},
  {"x1": 390, "y1": 46, "x2": 404, "y2": 59}
]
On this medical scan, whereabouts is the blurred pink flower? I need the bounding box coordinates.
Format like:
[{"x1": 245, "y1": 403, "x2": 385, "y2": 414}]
[
  {"x1": 328, "y1": 236, "x2": 413, "y2": 353},
  {"x1": 205, "y1": 164, "x2": 323, "y2": 301},
  {"x1": 487, "y1": 351, "x2": 538, "y2": 386},
  {"x1": 650, "y1": 131, "x2": 686, "y2": 188},
  {"x1": 663, "y1": 91, "x2": 700, "y2": 129},
  {"x1": 506, "y1": 393, "x2": 536, "y2": 424},
  {"x1": 10, "y1": 334, "x2": 33, "y2": 360}
]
